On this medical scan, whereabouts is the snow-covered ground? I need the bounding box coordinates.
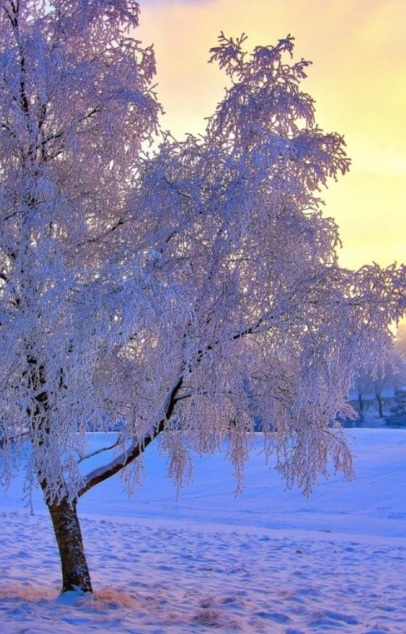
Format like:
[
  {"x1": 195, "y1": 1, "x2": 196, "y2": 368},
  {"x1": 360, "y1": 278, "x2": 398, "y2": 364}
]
[{"x1": 1, "y1": 429, "x2": 406, "y2": 633}]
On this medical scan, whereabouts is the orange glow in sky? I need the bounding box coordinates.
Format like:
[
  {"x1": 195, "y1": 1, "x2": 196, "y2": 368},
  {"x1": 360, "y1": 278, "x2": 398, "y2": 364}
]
[{"x1": 137, "y1": 0, "x2": 406, "y2": 271}]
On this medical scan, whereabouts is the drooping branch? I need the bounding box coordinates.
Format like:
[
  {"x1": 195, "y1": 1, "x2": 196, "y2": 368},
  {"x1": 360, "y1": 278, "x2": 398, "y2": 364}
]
[
  {"x1": 78, "y1": 375, "x2": 184, "y2": 497},
  {"x1": 77, "y1": 305, "x2": 288, "y2": 498}
]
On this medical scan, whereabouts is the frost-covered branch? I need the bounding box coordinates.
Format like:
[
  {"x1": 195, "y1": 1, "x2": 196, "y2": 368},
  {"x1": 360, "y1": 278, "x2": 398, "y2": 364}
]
[
  {"x1": 78, "y1": 376, "x2": 184, "y2": 497},
  {"x1": 76, "y1": 439, "x2": 121, "y2": 465}
]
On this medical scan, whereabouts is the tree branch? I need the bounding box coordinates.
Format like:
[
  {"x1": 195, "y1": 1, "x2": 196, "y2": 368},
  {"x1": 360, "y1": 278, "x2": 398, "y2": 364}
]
[
  {"x1": 77, "y1": 310, "x2": 275, "y2": 498},
  {"x1": 78, "y1": 375, "x2": 184, "y2": 497},
  {"x1": 76, "y1": 439, "x2": 121, "y2": 464},
  {"x1": 0, "y1": 430, "x2": 28, "y2": 449}
]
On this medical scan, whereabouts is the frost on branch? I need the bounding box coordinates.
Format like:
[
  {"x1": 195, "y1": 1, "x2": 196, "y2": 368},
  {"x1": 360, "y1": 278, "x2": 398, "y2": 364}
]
[{"x1": 0, "y1": 6, "x2": 405, "y2": 506}]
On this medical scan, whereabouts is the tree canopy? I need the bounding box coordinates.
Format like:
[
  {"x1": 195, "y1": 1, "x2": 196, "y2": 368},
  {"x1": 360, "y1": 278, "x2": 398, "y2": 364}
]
[{"x1": 0, "y1": 0, "x2": 405, "y2": 515}]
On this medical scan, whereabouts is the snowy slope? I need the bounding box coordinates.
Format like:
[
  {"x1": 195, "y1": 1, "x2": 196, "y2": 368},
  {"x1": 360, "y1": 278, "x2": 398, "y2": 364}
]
[{"x1": 1, "y1": 429, "x2": 406, "y2": 633}]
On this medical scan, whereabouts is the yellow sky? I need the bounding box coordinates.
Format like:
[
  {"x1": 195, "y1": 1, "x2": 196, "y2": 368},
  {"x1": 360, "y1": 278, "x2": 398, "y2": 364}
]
[{"x1": 137, "y1": 0, "x2": 406, "y2": 270}]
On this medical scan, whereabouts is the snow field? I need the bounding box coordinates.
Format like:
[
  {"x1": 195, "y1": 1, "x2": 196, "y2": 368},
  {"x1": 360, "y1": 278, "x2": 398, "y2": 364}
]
[{"x1": 1, "y1": 429, "x2": 406, "y2": 633}]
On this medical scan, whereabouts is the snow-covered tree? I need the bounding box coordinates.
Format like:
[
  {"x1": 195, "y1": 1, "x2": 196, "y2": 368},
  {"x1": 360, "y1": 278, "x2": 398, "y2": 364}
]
[
  {"x1": 354, "y1": 361, "x2": 396, "y2": 419},
  {"x1": 395, "y1": 323, "x2": 406, "y2": 359},
  {"x1": 0, "y1": 3, "x2": 405, "y2": 593}
]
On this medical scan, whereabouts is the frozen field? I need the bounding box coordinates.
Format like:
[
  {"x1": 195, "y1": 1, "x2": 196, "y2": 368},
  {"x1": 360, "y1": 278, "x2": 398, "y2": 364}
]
[{"x1": 1, "y1": 429, "x2": 406, "y2": 633}]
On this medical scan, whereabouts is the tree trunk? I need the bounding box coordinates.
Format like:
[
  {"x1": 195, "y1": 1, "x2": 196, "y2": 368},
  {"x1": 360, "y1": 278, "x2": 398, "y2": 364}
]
[
  {"x1": 47, "y1": 496, "x2": 92, "y2": 593},
  {"x1": 376, "y1": 393, "x2": 384, "y2": 418}
]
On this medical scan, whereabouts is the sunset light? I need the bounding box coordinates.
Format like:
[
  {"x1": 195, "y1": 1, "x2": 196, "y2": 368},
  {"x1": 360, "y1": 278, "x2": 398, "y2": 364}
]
[{"x1": 138, "y1": 0, "x2": 406, "y2": 270}]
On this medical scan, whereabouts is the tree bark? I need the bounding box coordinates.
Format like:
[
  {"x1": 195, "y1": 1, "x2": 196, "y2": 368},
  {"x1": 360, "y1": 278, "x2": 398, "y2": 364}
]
[{"x1": 47, "y1": 497, "x2": 92, "y2": 593}]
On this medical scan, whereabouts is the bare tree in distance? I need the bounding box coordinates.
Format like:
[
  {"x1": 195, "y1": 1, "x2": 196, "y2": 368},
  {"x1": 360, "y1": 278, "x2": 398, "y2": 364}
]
[{"x1": 0, "y1": 0, "x2": 405, "y2": 594}]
